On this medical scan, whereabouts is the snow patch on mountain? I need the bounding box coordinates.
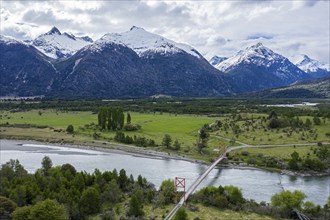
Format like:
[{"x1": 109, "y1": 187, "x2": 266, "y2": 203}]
[
  {"x1": 209, "y1": 56, "x2": 228, "y2": 66},
  {"x1": 215, "y1": 43, "x2": 285, "y2": 72},
  {"x1": 88, "y1": 26, "x2": 202, "y2": 58},
  {"x1": 0, "y1": 35, "x2": 23, "y2": 45},
  {"x1": 32, "y1": 27, "x2": 93, "y2": 59},
  {"x1": 290, "y1": 54, "x2": 330, "y2": 73}
]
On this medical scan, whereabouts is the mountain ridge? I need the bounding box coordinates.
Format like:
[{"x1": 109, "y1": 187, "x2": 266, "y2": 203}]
[
  {"x1": 31, "y1": 26, "x2": 93, "y2": 59},
  {"x1": 1, "y1": 27, "x2": 327, "y2": 98}
]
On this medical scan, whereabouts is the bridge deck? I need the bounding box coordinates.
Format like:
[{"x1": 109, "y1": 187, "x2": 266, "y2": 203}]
[{"x1": 165, "y1": 153, "x2": 227, "y2": 220}]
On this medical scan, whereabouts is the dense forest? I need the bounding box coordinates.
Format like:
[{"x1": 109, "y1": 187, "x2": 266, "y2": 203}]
[{"x1": 0, "y1": 158, "x2": 329, "y2": 220}]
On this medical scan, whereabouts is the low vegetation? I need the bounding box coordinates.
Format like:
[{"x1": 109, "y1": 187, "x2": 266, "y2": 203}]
[
  {"x1": 1, "y1": 158, "x2": 329, "y2": 220},
  {"x1": 0, "y1": 98, "x2": 329, "y2": 174}
]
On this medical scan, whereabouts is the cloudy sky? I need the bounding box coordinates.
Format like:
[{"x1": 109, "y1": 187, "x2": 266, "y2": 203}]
[{"x1": 1, "y1": 0, "x2": 329, "y2": 62}]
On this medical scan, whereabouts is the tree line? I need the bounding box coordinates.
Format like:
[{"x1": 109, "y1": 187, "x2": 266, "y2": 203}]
[
  {"x1": 2, "y1": 99, "x2": 329, "y2": 119},
  {"x1": 1, "y1": 158, "x2": 329, "y2": 220},
  {"x1": 0, "y1": 157, "x2": 154, "y2": 220},
  {"x1": 191, "y1": 185, "x2": 330, "y2": 220}
]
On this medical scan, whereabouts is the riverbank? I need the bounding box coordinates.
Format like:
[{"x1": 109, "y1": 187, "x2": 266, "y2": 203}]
[
  {"x1": 2, "y1": 139, "x2": 329, "y2": 206},
  {"x1": 2, "y1": 137, "x2": 329, "y2": 177}
]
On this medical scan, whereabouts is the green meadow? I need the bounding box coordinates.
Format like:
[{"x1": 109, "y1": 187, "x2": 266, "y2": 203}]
[{"x1": 1, "y1": 109, "x2": 329, "y2": 164}]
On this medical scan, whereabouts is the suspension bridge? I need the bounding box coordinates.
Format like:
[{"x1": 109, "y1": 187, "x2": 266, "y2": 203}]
[{"x1": 165, "y1": 145, "x2": 312, "y2": 220}]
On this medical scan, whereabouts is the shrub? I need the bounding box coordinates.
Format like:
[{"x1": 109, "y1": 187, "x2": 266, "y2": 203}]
[
  {"x1": 123, "y1": 123, "x2": 141, "y2": 131},
  {"x1": 66, "y1": 125, "x2": 74, "y2": 134}
]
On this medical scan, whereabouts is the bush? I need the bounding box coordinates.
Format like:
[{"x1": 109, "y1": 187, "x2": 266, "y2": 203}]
[
  {"x1": 123, "y1": 123, "x2": 141, "y2": 131},
  {"x1": 173, "y1": 208, "x2": 188, "y2": 220},
  {"x1": 241, "y1": 151, "x2": 249, "y2": 156},
  {"x1": 0, "y1": 196, "x2": 17, "y2": 216},
  {"x1": 66, "y1": 124, "x2": 74, "y2": 133}
]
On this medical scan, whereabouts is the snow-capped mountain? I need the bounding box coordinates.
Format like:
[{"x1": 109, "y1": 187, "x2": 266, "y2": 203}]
[
  {"x1": 32, "y1": 27, "x2": 93, "y2": 59},
  {"x1": 215, "y1": 43, "x2": 308, "y2": 80},
  {"x1": 214, "y1": 43, "x2": 310, "y2": 92},
  {"x1": 51, "y1": 26, "x2": 231, "y2": 98},
  {"x1": 290, "y1": 54, "x2": 329, "y2": 78},
  {"x1": 209, "y1": 56, "x2": 228, "y2": 66},
  {"x1": 86, "y1": 26, "x2": 202, "y2": 58},
  {"x1": 215, "y1": 43, "x2": 284, "y2": 71}
]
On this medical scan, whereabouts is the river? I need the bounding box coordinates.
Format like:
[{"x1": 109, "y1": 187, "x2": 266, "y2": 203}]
[{"x1": 0, "y1": 139, "x2": 329, "y2": 205}]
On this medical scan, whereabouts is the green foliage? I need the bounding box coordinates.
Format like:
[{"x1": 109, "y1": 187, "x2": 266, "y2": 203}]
[
  {"x1": 118, "y1": 169, "x2": 128, "y2": 190},
  {"x1": 13, "y1": 199, "x2": 67, "y2": 220},
  {"x1": 128, "y1": 191, "x2": 144, "y2": 217},
  {"x1": 173, "y1": 208, "x2": 188, "y2": 220},
  {"x1": 268, "y1": 118, "x2": 280, "y2": 129},
  {"x1": 98, "y1": 107, "x2": 126, "y2": 131},
  {"x1": 114, "y1": 131, "x2": 154, "y2": 147},
  {"x1": 41, "y1": 156, "x2": 53, "y2": 176},
  {"x1": 271, "y1": 190, "x2": 306, "y2": 211},
  {"x1": 160, "y1": 179, "x2": 175, "y2": 205},
  {"x1": 313, "y1": 116, "x2": 321, "y2": 125},
  {"x1": 162, "y1": 134, "x2": 172, "y2": 149},
  {"x1": 268, "y1": 111, "x2": 278, "y2": 120},
  {"x1": 173, "y1": 139, "x2": 181, "y2": 150},
  {"x1": 1, "y1": 159, "x2": 155, "y2": 219},
  {"x1": 29, "y1": 199, "x2": 68, "y2": 220},
  {"x1": 0, "y1": 196, "x2": 17, "y2": 216},
  {"x1": 79, "y1": 187, "x2": 101, "y2": 215},
  {"x1": 192, "y1": 185, "x2": 243, "y2": 209},
  {"x1": 127, "y1": 112, "x2": 131, "y2": 124},
  {"x1": 101, "y1": 180, "x2": 122, "y2": 204},
  {"x1": 66, "y1": 124, "x2": 74, "y2": 133},
  {"x1": 288, "y1": 151, "x2": 300, "y2": 170},
  {"x1": 305, "y1": 118, "x2": 312, "y2": 128},
  {"x1": 12, "y1": 206, "x2": 31, "y2": 220},
  {"x1": 223, "y1": 185, "x2": 244, "y2": 205},
  {"x1": 303, "y1": 201, "x2": 319, "y2": 215},
  {"x1": 123, "y1": 123, "x2": 141, "y2": 131},
  {"x1": 199, "y1": 128, "x2": 209, "y2": 145}
]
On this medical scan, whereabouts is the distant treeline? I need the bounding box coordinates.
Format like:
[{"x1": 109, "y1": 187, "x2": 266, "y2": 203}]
[{"x1": 1, "y1": 98, "x2": 329, "y2": 118}]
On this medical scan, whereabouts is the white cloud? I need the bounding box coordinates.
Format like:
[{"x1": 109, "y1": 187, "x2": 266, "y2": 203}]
[{"x1": 0, "y1": 0, "x2": 329, "y2": 63}]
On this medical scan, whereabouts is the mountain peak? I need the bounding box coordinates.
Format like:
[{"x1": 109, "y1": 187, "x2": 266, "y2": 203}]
[
  {"x1": 129, "y1": 26, "x2": 145, "y2": 31},
  {"x1": 252, "y1": 42, "x2": 264, "y2": 48},
  {"x1": 94, "y1": 26, "x2": 202, "y2": 58},
  {"x1": 214, "y1": 43, "x2": 286, "y2": 72},
  {"x1": 46, "y1": 26, "x2": 61, "y2": 35},
  {"x1": 32, "y1": 27, "x2": 92, "y2": 59},
  {"x1": 209, "y1": 56, "x2": 228, "y2": 66},
  {"x1": 290, "y1": 54, "x2": 330, "y2": 74}
]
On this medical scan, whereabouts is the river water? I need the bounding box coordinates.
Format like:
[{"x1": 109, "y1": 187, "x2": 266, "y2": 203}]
[{"x1": 0, "y1": 139, "x2": 329, "y2": 205}]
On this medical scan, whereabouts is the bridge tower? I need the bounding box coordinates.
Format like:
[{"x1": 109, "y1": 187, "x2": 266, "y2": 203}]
[{"x1": 175, "y1": 177, "x2": 186, "y2": 204}]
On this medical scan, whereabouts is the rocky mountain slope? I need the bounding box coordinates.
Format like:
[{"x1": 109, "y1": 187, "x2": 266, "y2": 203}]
[{"x1": 0, "y1": 35, "x2": 57, "y2": 96}]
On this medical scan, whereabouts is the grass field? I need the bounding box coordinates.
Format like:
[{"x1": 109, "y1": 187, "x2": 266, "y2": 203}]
[
  {"x1": 1, "y1": 110, "x2": 96, "y2": 127},
  {"x1": 211, "y1": 114, "x2": 330, "y2": 145},
  {"x1": 0, "y1": 110, "x2": 222, "y2": 160},
  {"x1": 143, "y1": 204, "x2": 284, "y2": 220},
  {"x1": 234, "y1": 145, "x2": 317, "y2": 160},
  {"x1": 1, "y1": 109, "x2": 329, "y2": 164}
]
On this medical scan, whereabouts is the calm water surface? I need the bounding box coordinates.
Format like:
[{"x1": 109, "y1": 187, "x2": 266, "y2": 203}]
[{"x1": 0, "y1": 139, "x2": 329, "y2": 205}]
